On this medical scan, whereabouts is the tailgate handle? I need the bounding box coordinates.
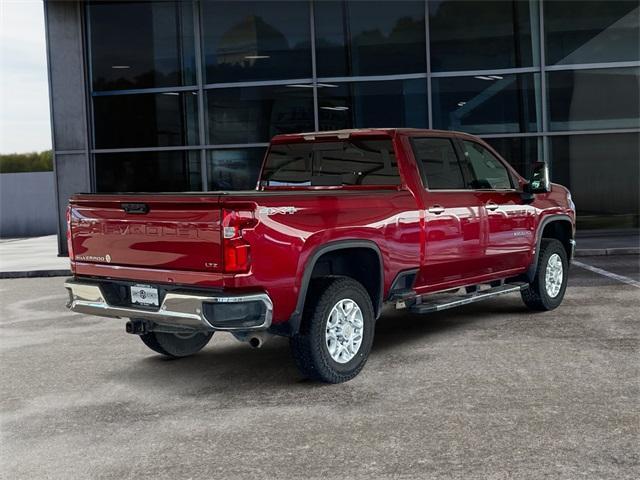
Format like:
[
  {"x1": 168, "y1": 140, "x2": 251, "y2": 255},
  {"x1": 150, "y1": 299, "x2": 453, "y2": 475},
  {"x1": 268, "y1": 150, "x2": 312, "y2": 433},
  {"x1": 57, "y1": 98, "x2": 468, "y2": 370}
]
[{"x1": 121, "y1": 203, "x2": 149, "y2": 214}]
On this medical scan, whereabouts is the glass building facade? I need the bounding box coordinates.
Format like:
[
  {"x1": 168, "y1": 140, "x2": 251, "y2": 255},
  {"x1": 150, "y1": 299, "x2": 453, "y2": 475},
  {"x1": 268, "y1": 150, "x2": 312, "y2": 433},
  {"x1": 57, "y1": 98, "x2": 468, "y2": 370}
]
[{"x1": 49, "y1": 1, "x2": 640, "y2": 232}]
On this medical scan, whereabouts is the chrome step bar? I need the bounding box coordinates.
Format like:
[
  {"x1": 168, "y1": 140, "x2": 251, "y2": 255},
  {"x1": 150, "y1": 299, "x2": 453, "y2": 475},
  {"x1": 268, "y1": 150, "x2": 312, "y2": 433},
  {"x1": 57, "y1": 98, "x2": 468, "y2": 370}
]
[{"x1": 410, "y1": 283, "x2": 527, "y2": 314}]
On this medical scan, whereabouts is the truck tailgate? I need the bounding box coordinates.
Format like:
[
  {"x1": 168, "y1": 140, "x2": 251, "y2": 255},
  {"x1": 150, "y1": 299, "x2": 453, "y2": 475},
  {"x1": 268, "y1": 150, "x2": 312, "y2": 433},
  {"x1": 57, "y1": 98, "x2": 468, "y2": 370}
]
[{"x1": 69, "y1": 194, "x2": 223, "y2": 272}]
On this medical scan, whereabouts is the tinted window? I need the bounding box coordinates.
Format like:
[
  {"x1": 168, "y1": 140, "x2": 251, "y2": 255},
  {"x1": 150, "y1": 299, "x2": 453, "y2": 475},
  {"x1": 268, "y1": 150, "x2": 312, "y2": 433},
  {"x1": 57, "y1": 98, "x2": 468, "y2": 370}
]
[
  {"x1": 89, "y1": 1, "x2": 196, "y2": 91},
  {"x1": 261, "y1": 143, "x2": 313, "y2": 186},
  {"x1": 93, "y1": 91, "x2": 199, "y2": 149},
  {"x1": 462, "y1": 141, "x2": 512, "y2": 190},
  {"x1": 429, "y1": 0, "x2": 538, "y2": 71},
  {"x1": 201, "y1": 1, "x2": 312, "y2": 83},
  {"x1": 550, "y1": 134, "x2": 639, "y2": 228},
  {"x1": 206, "y1": 85, "x2": 314, "y2": 145},
  {"x1": 207, "y1": 148, "x2": 265, "y2": 191},
  {"x1": 432, "y1": 73, "x2": 540, "y2": 134},
  {"x1": 314, "y1": 140, "x2": 400, "y2": 186},
  {"x1": 95, "y1": 151, "x2": 202, "y2": 192},
  {"x1": 485, "y1": 137, "x2": 540, "y2": 178},
  {"x1": 413, "y1": 138, "x2": 465, "y2": 190},
  {"x1": 318, "y1": 80, "x2": 427, "y2": 131},
  {"x1": 314, "y1": 1, "x2": 425, "y2": 77},
  {"x1": 261, "y1": 140, "x2": 399, "y2": 187},
  {"x1": 545, "y1": 1, "x2": 639, "y2": 65},
  {"x1": 547, "y1": 68, "x2": 640, "y2": 131}
]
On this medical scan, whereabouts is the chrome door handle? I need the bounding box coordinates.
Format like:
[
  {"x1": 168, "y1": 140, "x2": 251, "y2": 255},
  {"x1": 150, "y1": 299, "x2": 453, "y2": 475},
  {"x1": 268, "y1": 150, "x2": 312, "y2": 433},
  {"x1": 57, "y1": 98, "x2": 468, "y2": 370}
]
[
  {"x1": 428, "y1": 205, "x2": 445, "y2": 215},
  {"x1": 485, "y1": 202, "x2": 499, "y2": 211}
]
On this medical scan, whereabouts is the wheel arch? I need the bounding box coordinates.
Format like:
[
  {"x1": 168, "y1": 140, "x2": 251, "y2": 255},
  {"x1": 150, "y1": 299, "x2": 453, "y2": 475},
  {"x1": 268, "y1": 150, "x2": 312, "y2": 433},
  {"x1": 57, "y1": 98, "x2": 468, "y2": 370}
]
[
  {"x1": 288, "y1": 240, "x2": 384, "y2": 335},
  {"x1": 526, "y1": 214, "x2": 574, "y2": 282}
]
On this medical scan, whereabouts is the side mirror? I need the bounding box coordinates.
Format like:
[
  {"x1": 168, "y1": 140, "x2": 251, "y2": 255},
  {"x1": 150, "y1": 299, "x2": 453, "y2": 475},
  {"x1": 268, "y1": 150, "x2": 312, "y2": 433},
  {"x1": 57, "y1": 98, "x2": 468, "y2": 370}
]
[{"x1": 525, "y1": 161, "x2": 550, "y2": 194}]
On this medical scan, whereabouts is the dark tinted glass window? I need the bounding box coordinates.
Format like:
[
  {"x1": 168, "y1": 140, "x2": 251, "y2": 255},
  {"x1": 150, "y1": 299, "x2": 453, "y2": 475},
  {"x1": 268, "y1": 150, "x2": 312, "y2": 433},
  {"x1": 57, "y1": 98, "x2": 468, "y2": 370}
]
[
  {"x1": 95, "y1": 151, "x2": 202, "y2": 192},
  {"x1": 461, "y1": 140, "x2": 512, "y2": 189},
  {"x1": 206, "y1": 85, "x2": 314, "y2": 145},
  {"x1": 261, "y1": 143, "x2": 313, "y2": 186},
  {"x1": 201, "y1": 1, "x2": 311, "y2": 83},
  {"x1": 550, "y1": 134, "x2": 639, "y2": 228},
  {"x1": 318, "y1": 80, "x2": 427, "y2": 131},
  {"x1": 545, "y1": 1, "x2": 639, "y2": 65},
  {"x1": 89, "y1": 1, "x2": 195, "y2": 91},
  {"x1": 261, "y1": 140, "x2": 398, "y2": 187},
  {"x1": 432, "y1": 73, "x2": 540, "y2": 134},
  {"x1": 429, "y1": 0, "x2": 538, "y2": 71},
  {"x1": 485, "y1": 137, "x2": 540, "y2": 178},
  {"x1": 93, "y1": 91, "x2": 199, "y2": 149},
  {"x1": 413, "y1": 138, "x2": 465, "y2": 189},
  {"x1": 207, "y1": 148, "x2": 265, "y2": 191},
  {"x1": 547, "y1": 68, "x2": 640, "y2": 131},
  {"x1": 314, "y1": 1, "x2": 425, "y2": 77},
  {"x1": 314, "y1": 140, "x2": 400, "y2": 186}
]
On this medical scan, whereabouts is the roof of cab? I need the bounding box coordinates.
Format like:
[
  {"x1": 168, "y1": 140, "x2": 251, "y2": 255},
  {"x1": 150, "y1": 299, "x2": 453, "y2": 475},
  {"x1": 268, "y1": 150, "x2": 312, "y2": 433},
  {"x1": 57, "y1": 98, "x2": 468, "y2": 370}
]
[{"x1": 270, "y1": 128, "x2": 473, "y2": 143}]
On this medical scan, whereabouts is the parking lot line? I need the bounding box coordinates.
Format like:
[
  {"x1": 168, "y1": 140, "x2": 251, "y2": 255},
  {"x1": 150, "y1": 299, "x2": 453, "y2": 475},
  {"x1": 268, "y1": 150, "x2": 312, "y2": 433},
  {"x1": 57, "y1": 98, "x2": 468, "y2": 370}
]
[{"x1": 572, "y1": 260, "x2": 640, "y2": 288}]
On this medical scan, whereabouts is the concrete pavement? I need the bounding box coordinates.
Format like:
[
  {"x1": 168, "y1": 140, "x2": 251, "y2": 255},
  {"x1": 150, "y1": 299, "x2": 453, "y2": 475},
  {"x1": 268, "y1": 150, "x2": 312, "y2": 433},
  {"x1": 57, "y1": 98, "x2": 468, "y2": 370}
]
[
  {"x1": 1, "y1": 255, "x2": 638, "y2": 479},
  {"x1": 0, "y1": 235, "x2": 69, "y2": 278}
]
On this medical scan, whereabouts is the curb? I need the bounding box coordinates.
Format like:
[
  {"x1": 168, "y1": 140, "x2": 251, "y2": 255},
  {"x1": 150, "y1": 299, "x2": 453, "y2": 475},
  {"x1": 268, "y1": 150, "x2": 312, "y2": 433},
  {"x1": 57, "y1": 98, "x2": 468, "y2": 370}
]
[
  {"x1": 575, "y1": 247, "x2": 639, "y2": 257},
  {"x1": 0, "y1": 269, "x2": 71, "y2": 279}
]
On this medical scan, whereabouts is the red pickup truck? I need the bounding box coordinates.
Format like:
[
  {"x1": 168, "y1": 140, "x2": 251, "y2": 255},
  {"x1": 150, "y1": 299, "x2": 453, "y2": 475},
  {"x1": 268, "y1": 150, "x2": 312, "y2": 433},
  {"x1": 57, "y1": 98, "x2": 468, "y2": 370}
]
[{"x1": 65, "y1": 129, "x2": 575, "y2": 383}]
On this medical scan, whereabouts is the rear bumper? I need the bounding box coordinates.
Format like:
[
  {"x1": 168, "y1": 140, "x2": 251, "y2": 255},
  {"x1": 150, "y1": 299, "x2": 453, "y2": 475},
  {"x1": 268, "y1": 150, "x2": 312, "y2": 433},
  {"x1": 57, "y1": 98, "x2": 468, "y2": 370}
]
[{"x1": 64, "y1": 279, "x2": 272, "y2": 333}]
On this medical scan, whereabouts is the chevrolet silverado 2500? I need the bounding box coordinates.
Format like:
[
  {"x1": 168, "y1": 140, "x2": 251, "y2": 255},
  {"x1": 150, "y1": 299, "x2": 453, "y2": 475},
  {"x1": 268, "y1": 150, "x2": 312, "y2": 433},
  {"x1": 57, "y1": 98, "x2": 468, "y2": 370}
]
[{"x1": 65, "y1": 129, "x2": 576, "y2": 383}]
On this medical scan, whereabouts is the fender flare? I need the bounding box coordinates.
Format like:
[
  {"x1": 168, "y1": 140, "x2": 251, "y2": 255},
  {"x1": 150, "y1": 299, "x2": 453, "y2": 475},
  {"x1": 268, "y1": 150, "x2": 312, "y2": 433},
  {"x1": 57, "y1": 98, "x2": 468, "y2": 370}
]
[
  {"x1": 525, "y1": 214, "x2": 574, "y2": 282},
  {"x1": 288, "y1": 240, "x2": 384, "y2": 335}
]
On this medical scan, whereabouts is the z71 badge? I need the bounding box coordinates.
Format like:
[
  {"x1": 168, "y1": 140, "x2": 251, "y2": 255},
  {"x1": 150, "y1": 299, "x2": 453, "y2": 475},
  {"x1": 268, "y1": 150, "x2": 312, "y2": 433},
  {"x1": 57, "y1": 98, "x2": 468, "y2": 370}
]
[{"x1": 258, "y1": 206, "x2": 298, "y2": 216}]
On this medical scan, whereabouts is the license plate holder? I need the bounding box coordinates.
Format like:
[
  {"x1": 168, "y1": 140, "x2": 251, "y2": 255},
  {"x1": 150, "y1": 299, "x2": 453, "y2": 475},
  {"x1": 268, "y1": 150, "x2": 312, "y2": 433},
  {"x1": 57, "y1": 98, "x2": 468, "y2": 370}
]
[{"x1": 130, "y1": 284, "x2": 159, "y2": 307}]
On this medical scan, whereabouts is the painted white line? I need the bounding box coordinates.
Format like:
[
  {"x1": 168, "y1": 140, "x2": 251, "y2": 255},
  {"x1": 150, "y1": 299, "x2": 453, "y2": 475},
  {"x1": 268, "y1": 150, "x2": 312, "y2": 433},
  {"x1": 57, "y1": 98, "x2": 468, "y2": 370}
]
[{"x1": 572, "y1": 260, "x2": 640, "y2": 288}]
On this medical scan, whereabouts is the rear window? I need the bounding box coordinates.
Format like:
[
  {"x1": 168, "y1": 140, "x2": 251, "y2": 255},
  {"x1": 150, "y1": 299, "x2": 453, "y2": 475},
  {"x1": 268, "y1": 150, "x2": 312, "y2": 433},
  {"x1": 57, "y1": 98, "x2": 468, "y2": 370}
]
[{"x1": 261, "y1": 139, "x2": 400, "y2": 187}]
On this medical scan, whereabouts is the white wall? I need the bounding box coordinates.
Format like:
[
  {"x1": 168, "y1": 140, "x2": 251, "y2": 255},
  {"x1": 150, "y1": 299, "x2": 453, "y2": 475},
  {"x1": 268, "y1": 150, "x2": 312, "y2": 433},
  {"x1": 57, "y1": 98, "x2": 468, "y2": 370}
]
[{"x1": 0, "y1": 172, "x2": 58, "y2": 238}]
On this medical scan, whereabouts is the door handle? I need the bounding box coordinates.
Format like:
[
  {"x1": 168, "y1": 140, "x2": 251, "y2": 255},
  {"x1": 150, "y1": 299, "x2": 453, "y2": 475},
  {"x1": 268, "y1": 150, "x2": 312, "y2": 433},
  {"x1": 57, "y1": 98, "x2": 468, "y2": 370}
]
[
  {"x1": 428, "y1": 205, "x2": 445, "y2": 215},
  {"x1": 485, "y1": 202, "x2": 499, "y2": 211}
]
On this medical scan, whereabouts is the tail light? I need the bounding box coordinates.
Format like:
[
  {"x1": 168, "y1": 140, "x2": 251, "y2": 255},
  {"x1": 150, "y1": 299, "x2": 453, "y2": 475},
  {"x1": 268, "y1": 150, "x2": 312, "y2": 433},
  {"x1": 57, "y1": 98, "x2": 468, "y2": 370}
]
[
  {"x1": 222, "y1": 209, "x2": 257, "y2": 273},
  {"x1": 66, "y1": 206, "x2": 75, "y2": 267}
]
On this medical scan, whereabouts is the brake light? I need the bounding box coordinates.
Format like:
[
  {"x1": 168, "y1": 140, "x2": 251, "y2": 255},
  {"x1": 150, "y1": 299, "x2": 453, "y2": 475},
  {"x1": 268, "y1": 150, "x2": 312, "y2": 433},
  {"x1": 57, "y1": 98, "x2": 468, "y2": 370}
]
[
  {"x1": 221, "y1": 209, "x2": 256, "y2": 273},
  {"x1": 66, "y1": 206, "x2": 75, "y2": 266}
]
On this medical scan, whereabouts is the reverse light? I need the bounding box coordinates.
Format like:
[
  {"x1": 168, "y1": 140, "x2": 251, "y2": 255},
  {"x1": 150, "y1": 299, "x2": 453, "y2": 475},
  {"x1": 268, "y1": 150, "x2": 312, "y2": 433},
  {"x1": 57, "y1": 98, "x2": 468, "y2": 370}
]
[
  {"x1": 66, "y1": 206, "x2": 76, "y2": 270},
  {"x1": 221, "y1": 209, "x2": 257, "y2": 273}
]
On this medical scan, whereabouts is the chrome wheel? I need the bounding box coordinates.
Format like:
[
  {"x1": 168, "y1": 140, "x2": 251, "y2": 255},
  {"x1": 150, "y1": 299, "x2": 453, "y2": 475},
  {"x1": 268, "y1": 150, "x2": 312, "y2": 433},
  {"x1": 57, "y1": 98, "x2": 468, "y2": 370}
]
[
  {"x1": 545, "y1": 253, "x2": 563, "y2": 298},
  {"x1": 325, "y1": 298, "x2": 364, "y2": 364}
]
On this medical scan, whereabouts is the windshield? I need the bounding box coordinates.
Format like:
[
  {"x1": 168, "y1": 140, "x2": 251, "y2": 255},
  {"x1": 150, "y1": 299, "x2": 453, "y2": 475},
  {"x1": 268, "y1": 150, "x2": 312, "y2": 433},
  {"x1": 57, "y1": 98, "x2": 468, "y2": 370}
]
[{"x1": 260, "y1": 139, "x2": 400, "y2": 187}]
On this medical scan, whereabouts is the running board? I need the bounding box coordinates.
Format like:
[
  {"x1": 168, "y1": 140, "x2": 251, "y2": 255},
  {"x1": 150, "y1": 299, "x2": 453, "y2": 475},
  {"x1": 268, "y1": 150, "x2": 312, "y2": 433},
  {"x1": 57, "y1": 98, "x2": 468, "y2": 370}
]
[{"x1": 410, "y1": 283, "x2": 527, "y2": 314}]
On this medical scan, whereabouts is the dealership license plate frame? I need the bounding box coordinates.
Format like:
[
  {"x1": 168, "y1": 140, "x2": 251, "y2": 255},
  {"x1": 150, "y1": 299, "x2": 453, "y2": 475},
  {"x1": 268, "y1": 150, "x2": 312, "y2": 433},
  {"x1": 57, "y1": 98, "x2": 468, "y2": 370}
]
[{"x1": 130, "y1": 284, "x2": 159, "y2": 307}]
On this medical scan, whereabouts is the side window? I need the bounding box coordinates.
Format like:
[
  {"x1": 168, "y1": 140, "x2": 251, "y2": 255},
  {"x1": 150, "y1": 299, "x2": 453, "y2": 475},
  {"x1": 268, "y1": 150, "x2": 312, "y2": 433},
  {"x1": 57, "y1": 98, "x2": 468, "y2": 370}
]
[
  {"x1": 412, "y1": 137, "x2": 465, "y2": 189},
  {"x1": 462, "y1": 140, "x2": 513, "y2": 189}
]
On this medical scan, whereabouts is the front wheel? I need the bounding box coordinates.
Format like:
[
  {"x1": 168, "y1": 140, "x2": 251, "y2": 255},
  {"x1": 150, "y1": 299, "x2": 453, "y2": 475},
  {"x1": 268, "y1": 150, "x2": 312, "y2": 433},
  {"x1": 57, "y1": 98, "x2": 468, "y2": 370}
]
[
  {"x1": 521, "y1": 238, "x2": 569, "y2": 311},
  {"x1": 139, "y1": 330, "x2": 213, "y2": 358},
  {"x1": 290, "y1": 277, "x2": 375, "y2": 383}
]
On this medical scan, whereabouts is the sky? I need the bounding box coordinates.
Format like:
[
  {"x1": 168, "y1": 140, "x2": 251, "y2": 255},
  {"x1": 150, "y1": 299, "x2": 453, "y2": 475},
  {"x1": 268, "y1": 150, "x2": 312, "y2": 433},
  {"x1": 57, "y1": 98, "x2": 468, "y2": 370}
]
[{"x1": 0, "y1": 0, "x2": 52, "y2": 154}]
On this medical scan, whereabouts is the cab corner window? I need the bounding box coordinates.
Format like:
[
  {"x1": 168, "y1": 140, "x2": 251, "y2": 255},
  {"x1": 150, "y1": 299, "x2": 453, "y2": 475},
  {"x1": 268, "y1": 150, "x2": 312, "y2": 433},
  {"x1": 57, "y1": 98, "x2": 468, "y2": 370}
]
[
  {"x1": 462, "y1": 140, "x2": 512, "y2": 190},
  {"x1": 412, "y1": 137, "x2": 465, "y2": 190}
]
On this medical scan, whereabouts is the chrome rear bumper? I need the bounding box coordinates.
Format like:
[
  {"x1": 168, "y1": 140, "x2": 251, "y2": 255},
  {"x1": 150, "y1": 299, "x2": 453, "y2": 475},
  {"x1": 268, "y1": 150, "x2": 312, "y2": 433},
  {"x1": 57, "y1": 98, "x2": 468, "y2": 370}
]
[{"x1": 64, "y1": 280, "x2": 272, "y2": 332}]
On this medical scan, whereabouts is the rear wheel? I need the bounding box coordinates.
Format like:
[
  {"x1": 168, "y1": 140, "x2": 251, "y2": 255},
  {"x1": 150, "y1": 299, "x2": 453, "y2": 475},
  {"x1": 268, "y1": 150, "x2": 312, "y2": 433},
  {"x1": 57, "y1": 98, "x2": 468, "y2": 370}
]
[
  {"x1": 521, "y1": 238, "x2": 569, "y2": 311},
  {"x1": 290, "y1": 277, "x2": 375, "y2": 383},
  {"x1": 139, "y1": 330, "x2": 213, "y2": 358}
]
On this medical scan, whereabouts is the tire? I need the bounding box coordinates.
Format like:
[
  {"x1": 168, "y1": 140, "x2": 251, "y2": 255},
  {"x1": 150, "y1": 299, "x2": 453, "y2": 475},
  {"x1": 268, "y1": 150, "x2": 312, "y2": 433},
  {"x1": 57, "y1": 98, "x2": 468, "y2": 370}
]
[
  {"x1": 290, "y1": 277, "x2": 375, "y2": 383},
  {"x1": 139, "y1": 330, "x2": 213, "y2": 358},
  {"x1": 521, "y1": 238, "x2": 569, "y2": 311}
]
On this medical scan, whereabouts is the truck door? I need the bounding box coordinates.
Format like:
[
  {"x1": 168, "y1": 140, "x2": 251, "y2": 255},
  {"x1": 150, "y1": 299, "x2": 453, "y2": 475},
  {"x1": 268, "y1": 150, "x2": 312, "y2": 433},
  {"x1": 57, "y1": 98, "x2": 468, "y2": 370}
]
[
  {"x1": 411, "y1": 137, "x2": 488, "y2": 291},
  {"x1": 457, "y1": 139, "x2": 536, "y2": 274}
]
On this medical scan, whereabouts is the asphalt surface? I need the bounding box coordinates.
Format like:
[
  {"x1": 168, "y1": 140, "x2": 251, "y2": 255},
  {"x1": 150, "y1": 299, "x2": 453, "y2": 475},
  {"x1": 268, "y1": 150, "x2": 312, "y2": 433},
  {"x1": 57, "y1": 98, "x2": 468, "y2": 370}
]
[{"x1": 1, "y1": 256, "x2": 638, "y2": 479}]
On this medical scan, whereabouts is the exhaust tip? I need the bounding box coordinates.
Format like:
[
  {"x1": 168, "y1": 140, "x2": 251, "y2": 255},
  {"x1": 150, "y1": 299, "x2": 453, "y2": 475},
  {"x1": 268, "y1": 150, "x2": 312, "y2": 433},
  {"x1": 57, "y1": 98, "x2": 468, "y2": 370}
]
[{"x1": 248, "y1": 336, "x2": 262, "y2": 349}]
